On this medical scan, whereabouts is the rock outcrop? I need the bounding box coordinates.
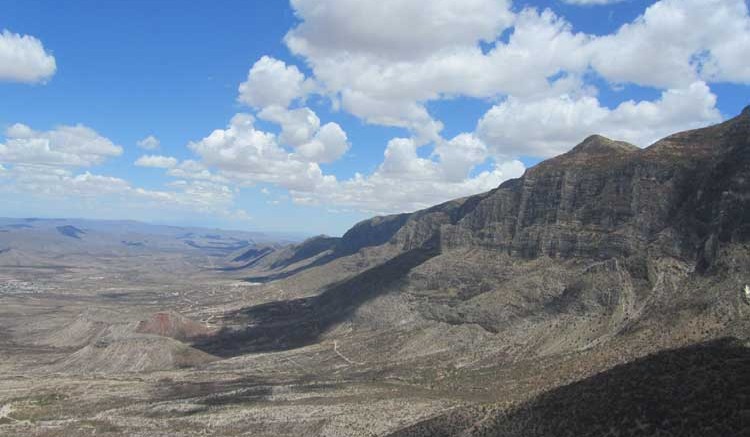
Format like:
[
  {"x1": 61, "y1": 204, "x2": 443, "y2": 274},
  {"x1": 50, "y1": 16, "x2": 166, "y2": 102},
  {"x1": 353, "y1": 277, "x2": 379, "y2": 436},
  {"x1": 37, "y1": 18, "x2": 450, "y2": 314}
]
[
  {"x1": 135, "y1": 311, "x2": 216, "y2": 342},
  {"x1": 240, "y1": 108, "x2": 748, "y2": 283},
  {"x1": 372, "y1": 109, "x2": 749, "y2": 264},
  {"x1": 211, "y1": 107, "x2": 750, "y2": 370}
]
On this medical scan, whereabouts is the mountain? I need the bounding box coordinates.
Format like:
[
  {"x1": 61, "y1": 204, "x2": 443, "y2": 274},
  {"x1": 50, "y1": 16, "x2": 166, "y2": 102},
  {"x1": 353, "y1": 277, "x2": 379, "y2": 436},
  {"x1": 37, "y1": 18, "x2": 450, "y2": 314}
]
[
  {"x1": 4, "y1": 111, "x2": 747, "y2": 436},
  {"x1": 207, "y1": 107, "x2": 750, "y2": 434},
  {"x1": 224, "y1": 107, "x2": 750, "y2": 332},
  {"x1": 236, "y1": 107, "x2": 749, "y2": 278},
  {"x1": 0, "y1": 217, "x2": 299, "y2": 267}
]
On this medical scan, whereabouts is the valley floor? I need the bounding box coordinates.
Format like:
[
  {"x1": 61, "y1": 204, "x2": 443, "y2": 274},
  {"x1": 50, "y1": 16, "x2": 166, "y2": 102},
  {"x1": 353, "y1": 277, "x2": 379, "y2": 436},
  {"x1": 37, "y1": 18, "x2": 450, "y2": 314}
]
[
  {"x1": 1, "y1": 243, "x2": 748, "y2": 436},
  {"x1": 0, "y1": 262, "x2": 467, "y2": 437}
]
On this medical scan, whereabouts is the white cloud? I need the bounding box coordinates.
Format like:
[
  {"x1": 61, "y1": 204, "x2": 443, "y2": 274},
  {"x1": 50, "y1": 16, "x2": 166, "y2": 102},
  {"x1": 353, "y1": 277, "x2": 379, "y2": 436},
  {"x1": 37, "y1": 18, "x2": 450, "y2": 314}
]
[
  {"x1": 238, "y1": 56, "x2": 314, "y2": 108},
  {"x1": 112, "y1": 0, "x2": 750, "y2": 220},
  {"x1": 590, "y1": 0, "x2": 750, "y2": 87},
  {"x1": 186, "y1": 110, "x2": 516, "y2": 213},
  {"x1": 187, "y1": 113, "x2": 334, "y2": 191},
  {"x1": 291, "y1": 152, "x2": 525, "y2": 214},
  {"x1": 60, "y1": 172, "x2": 133, "y2": 197},
  {"x1": 338, "y1": 90, "x2": 445, "y2": 144},
  {"x1": 1, "y1": 164, "x2": 241, "y2": 216},
  {"x1": 159, "y1": 179, "x2": 235, "y2": 210},
  {"x1": 289, "y1": 134, "x2": 524, "y2": 214},
  {"x1": 281, "y1": 0, "x2": 750, "y2": 144},
  {"x1": 286, "y1": 0, "x2": 514, "y2": 60},
  {"x1": 242, "y1": 74, "x2": 351, "y2": 164},
  {"x1": 562, "y1": 0, "x2": 624, "y2": 5},
  {"x1": 295, "y1": 122, "x2": 349, "y2": 163},
  {"x1": 0, "y1": 123, "x2": 122, "y2": 167},
  {"x1": 258, "y1": 105, "x2": 320, "y2": 147},
  {"x1": 4, "y1": 165, "x2": 134, "y2": 198},
  {"x1": 477, "y1": 81, "x2": 721, "y2": 158},
  {"x1": 285, "y1": 4, "x2": 590, "y2": 142},
  {"x1": 135, "y1": 155, "x2": 178, "y2": 169},
  {"x1": 434, "y1": 134, "x2": 489, "y2": 182},
  {"x1": 0, "y1": 30, "x2": 56, "y2": 83},
  {"x1": 166, "y1": 159, "x2": 228, "y2": 183},
  {"x1": 378, "y1": 138, "x2": 439, "y2": 180},
  {"x1": 0, "y1": 121, "x2": 243, "y2": 220},
  {"x1": 137, "y1": 135, "x2": 160, "y2": 150}
]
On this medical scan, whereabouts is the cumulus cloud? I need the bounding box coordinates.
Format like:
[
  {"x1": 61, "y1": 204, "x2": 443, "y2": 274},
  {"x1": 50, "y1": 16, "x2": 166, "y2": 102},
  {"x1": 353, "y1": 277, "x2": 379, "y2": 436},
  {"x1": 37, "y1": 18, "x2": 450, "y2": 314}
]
[
  {"x1": 590, "y1": 0, "x2": 750, "y2": 87},
  {"x1": 238, "y1": 56, "x2": 315, "y2": 108},
  {"x1": 158, "y1": 179, "x2": 236, "y2": 210},
  {"x1": 562, "y1": 0, "x2": 624, "y2": 5},
  {"x1": 258, "y1": 105, "x2": 320, "y2": 147},
  {"x1": 0, "y1": 30, "x2": 56, "y2": 83},
  {"x1": 0, "y1": 163, "x2": 244, "y2": 218},
  {"x1": 477, "y1": 81, "x2": 722, "y2": 158},
  {"x1": 0, "y1": 123, "x2": 246, "y2": 220},
  {"x1": 295, "y1": 122, "x2": 349, "y2": 163},
  {"x1": 289, "y1": 133, "x2": 524, "y2": 214},
  {"x1": 137, "y1": 135, "x2": 161, "y2": 150},
  {"x1": 2, "y1": 165, "x2": 133, "y2": 198},
  {"x1": 434, "y1": 134, "x2": 490, "y2": 182},
  {"x1": 94, "y1": 0, "x2": 750, "y2": 220},
  {"x1": 0, "y1": 123, "x2": 123, "y2": 167},
  {"x1": 166, "y1": 160, "x2": 229, "y2": 184},
  {"x1": 188, "y1": 113, "x2": 334, "y2": 191},
  {"x1": 237, "y1": 59, "x2": 352, "y2": 163},
  {"x1": 12, "y1": 169, "x2": 130, "y2": 199},
  {"x1": 281, "y1": 0, "x2": 750, "y2": 143},
  {"x1": 291, "y1": 143, "x2": 525, "y2": 214},
  {"x1": 135, "y1": 155, "x2": 178, "y2": 168},
  {"x1": 286, "y1": 0, "x2": 514, "y2": 60},
  {"x1": 185, "y1": 109, "x2": 517, "y2": 213},
  {"x1": 283, "y1": 4, "x2": 598, "y2": 144}
]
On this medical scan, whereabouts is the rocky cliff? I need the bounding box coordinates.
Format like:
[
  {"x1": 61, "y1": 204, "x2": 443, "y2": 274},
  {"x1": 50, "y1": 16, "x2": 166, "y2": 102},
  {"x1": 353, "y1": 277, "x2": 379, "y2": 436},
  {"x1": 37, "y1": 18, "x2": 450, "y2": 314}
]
[
  {"x1": 209, "y1": 108, "x2": 750, "y2": 436},
  {"x1": 226, "y1": 108, "x2": 750, "y2": 337},
  {"x1": 238, "y1": 107, "x2": 748, "y2": 278},
  {"x1": 353, "y1": 107, "x2": 749, "y2": 264}
]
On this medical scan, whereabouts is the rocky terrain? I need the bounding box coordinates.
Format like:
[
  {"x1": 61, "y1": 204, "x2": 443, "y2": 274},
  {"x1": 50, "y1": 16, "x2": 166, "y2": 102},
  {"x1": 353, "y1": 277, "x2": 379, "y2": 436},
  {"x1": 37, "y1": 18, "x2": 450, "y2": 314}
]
[
  {"x1": 0, "y1": 108, "x2": 749, "y2": 436},
  {"x1": 388, "y1": 338, "x2": 750, "y2": 437}
]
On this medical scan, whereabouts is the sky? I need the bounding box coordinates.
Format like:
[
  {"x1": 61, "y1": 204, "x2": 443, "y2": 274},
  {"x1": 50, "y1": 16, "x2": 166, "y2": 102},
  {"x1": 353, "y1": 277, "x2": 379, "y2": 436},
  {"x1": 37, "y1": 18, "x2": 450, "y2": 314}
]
[{"x1": 1, "y1": 0, "x2": 749, "y2": 236}]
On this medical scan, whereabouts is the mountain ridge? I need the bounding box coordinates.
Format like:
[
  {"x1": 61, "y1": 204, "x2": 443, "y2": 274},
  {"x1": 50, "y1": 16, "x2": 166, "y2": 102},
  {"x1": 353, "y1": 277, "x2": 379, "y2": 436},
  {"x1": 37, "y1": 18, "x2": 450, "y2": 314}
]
[
  {"x1": 234, "y1": 107, "x2": 749, "y2": 276},
  {"x1": 211, "y1": 109, "x2": 749, "y2": 412}
]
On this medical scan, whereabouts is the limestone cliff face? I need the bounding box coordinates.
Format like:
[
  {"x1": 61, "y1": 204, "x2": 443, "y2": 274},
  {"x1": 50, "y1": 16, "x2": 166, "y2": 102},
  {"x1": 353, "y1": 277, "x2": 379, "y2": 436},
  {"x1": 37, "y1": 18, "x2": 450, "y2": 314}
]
[
  {"x1": 336, "y1": 213, "x2": 411, "y2": 255},
  {"x1": 212, "y1": 108, "x2": 749, "y2": 380},
  {"x1": 359, "y1": 108, "x2": 750, "y2": 266},
  {"x1": 203, "y1": 109, "x2": 750, "y2": 437},
  {"x1": 237, "y1": 108, "x2": 749, "y2": 275}
]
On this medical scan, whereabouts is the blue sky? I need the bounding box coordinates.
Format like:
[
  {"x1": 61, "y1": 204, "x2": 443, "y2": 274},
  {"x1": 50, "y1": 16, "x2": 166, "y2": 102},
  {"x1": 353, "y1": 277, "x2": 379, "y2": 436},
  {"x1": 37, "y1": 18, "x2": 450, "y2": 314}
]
[{"x1": 1, "y1": 0, "x2": 749, "y2": 235}]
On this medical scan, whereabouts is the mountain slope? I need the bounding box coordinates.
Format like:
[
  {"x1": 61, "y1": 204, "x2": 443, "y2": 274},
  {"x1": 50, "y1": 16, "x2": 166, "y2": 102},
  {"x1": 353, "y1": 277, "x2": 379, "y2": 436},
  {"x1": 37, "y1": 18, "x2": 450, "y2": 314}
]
[
  {"x1": 224, "y1": 107, "x2": 749, "y2": 324},
  {"x1": 236, "y1": 108, "x2": 748, "y2": 284},
  {"x1": 206, "y1": 108, "x2": 750, "y2": 435},
  {"x1": 387, "y1": 338, "x2": 750, "y2": 437}
]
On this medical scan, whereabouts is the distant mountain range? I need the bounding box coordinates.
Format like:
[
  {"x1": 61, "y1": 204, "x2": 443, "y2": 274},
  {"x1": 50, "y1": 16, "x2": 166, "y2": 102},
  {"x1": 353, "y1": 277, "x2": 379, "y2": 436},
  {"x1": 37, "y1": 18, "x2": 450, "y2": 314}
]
[{"x1": 0, "y1": 217, "x2": 300, "y2": 267}]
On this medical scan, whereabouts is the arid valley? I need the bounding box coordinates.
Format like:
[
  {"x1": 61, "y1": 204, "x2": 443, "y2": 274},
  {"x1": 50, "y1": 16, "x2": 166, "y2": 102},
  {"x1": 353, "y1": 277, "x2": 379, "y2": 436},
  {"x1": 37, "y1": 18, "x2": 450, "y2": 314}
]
[
  {"x1": 2, "y1": 110, "x2": 750, "y2": 436},
  {"x1": 3, "y1": 1, "x2": 750, "y2": 435}
]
